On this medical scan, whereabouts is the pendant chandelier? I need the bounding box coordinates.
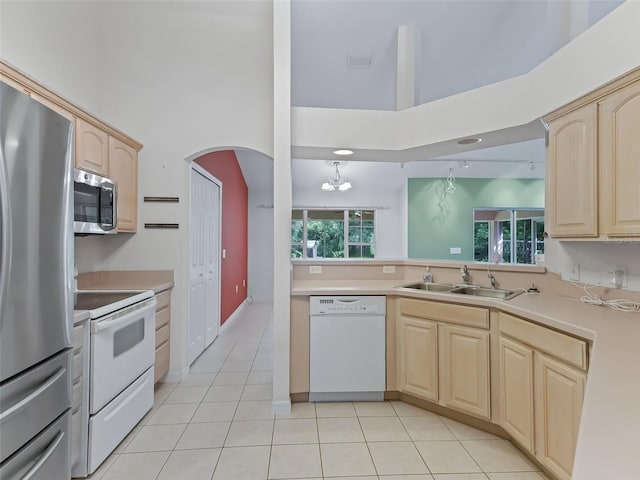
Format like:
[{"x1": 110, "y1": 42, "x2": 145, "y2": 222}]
[{"x1": 321, "y1": 161, "x2": 352, "y2": 191}]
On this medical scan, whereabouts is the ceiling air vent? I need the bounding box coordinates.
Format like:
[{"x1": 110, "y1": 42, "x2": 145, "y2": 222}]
[{"x1": 346, "y1": 55, "x2": 373, "y2": 69}]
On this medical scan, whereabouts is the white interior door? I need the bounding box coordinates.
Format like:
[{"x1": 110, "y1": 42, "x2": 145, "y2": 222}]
[
  {"x1": 188, "y1": 167, "x2": 221, "y2": 365},
  {"x1": 204, "y1": 179, "x2": 220, "y2": 346}
]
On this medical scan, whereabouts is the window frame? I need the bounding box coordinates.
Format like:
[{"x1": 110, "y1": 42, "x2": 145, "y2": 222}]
[{"x1": 291, "y1": 208, "x2": 376, "y2": 259}]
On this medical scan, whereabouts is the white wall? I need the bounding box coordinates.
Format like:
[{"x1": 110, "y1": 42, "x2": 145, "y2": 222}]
[
  {"x1": 248, "y1": 188, "x2": 274, "y2": 301},
  {"x1": 0, "y1": 1, "x2": 103, "y2": 114},
  {"x1": 1, "y1": 0, "x2": 275, "y2": 380}
]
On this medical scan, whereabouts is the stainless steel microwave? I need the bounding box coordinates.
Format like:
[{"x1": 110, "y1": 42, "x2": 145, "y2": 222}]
[{"x1": 73, "y1": 168, "x2": 117, "y2": 234}]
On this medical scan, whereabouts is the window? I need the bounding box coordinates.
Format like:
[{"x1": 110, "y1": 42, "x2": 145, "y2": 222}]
[
  {"x1": 291, "y1": 209, "x2": 375, "y2": 259},
  {"x1": 473, "y1": 208, "x2": 544, "y2": 264}
]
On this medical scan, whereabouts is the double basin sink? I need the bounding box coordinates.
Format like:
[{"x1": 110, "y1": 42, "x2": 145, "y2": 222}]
[{"x1": 398, "y1": 282, "x2": 522, "y2": 300}]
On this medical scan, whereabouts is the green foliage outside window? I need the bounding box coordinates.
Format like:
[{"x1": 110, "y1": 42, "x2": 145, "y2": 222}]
[{"x1": 291, "y1": 209, "x2": 375, "y2": 259}]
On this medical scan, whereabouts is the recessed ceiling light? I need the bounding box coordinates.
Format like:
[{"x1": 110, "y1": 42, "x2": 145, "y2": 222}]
[
  {"x1": 333, "y1": 149, "x2": 354, "y2": 156},
  {"x1": 458, "y1": 138, "x2": 482, "y2": 145}
]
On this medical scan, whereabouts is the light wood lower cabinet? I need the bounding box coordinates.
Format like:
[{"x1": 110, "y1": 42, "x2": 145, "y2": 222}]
[
  {"x1": 498, "y1": 335, "x2": 535, "y2": 452},
  {"x1": 154, "y1": 289, "x2": 172, "y2": 383},
  {"x1": 498, "y1": 312, "x2": 588, "y2": 480},
  {"x1": 535, "y1": 353, "x2": 586, "y2": 480},
  {"x1": 396, "y1": 315, "x2": 438, "y2": 401},
  {"x1": 440, "y1": 323, "x2": 490, "y2": 419},
  {"x1": 396, "y1": 299, "x2": 490, "y2": 419}
]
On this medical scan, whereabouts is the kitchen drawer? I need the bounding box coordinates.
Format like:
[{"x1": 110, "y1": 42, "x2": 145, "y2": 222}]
[
  {"x1": 0, "y1": 410, "x2": 71, "y2": 480},
  {"x1": 398, "y1": 298, "x2": 489, "y2": 329},
  {"x1": 499, "y1": 312, "x2": 588, "y2": 370},
  {"x1": 156, "y1": 323, "x2": 170, "y2": 348},
  {"x1": 155, "y1": 290, "x2": 171, "y2": 311},
  {"x1": 156, "y1": 306, "x2": 170, "y2": 330},
  {"x1": 154, "y1": 341, "x2": 170, "y2": 383}
]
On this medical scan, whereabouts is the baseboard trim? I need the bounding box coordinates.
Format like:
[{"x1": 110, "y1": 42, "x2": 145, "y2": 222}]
[
  {"x1": 272, "y1": 399, "x2": 292, "y2": 415},
  {"x1": 163, "y1": 366, "x2": 189, "y2": 383},
  {"x1": 219, "y1": 299, "x2": 248, "y2": 334},
  {"x1": 249, "y1": 295, "x2": 273, "y2": 303}
]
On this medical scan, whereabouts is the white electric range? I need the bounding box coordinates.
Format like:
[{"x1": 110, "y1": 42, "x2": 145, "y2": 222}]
[{"x1": 73, "y1": 290, "x2": 156, "y2": 477}]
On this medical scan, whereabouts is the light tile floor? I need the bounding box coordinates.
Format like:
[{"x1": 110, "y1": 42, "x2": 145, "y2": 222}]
[{"x1": 88, "y1": 301, "x2": 550, "y2": 480}]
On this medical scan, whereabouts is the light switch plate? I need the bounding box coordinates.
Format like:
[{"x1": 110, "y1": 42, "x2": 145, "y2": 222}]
[
  {"x1": 309, "y1": 265, "x2": 323, "y2": 274},
  {"x1": 382, "y1": 265, "x2": 396, "y2": 273},
  {"x1": 450, "y1": 247, "x2": 462, "y2": 255}
]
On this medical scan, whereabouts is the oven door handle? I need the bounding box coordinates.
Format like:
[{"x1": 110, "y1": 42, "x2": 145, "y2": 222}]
[{"x1": 92, "y1": 308, "x2": 148, "y2": 333}]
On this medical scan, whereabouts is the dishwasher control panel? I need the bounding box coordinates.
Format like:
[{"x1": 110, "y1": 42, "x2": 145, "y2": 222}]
[{"x1": 310, "y1": 296, "x2": 386, "y2": 315}]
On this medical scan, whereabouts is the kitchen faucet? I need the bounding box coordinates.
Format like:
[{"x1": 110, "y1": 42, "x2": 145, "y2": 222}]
[
  {"x1": 460, "y1": 265, "x2": 470, "y2": 284},
  {"x1": 488, "y1": 273, "x2": 497, "y2": 289}
]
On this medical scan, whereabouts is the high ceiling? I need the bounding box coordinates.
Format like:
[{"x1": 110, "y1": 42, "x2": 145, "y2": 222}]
[
  {"x1": 241, "y1": 0, "x2": 623, "y2": 190},
  {"x1": 291, "y1": 0, "x2": 621, "y2": 111}
]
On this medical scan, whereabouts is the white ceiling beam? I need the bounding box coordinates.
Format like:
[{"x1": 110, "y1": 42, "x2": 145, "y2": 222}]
[{"x1": 395, "y1": 25, "x2": 415, "y2": 110}]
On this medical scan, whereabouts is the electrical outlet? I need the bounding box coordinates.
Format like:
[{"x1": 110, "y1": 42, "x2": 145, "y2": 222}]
[
  {"x1": 570, "y1": 263, "x2": 580, "y2": 281},
  {"x1": 382, "y1": 265, "x2": 396, "y2": 274},
  {"x1": 309, "y1": 265, "x2": 322, "y2": 274},
  {"x1": 613, "y1": 266, "x2": 627, "y2": 289}
]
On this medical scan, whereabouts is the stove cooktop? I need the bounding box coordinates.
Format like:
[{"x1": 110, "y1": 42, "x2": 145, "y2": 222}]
[{"x1": 75, "y1": 290, "x2": 154, "y2": 318}]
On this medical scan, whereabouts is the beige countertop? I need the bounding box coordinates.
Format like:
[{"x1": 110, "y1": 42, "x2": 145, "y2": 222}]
[
  {"x1": 77, "y1": 270, "x2": 174, "y2": 295},
  {"x1": 292, "y1": 279, "x2": 640, "y2": 480}
]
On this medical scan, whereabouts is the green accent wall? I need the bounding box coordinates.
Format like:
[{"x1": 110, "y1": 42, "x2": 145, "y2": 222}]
[{"x1": 408, "y1": 178, "x2": 544, "y2": 260}]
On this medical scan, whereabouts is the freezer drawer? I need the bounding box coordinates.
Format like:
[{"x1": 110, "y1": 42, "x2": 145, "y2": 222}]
[
  {"x1": 0, "y1": 410, "x2": 71, "y2": 480},
  {"x1": 88, "y1": 366, "x2": 154, "y2": 474},
  {"x1": 0, "y1": 349, "x2": 72, "y2": 464}
]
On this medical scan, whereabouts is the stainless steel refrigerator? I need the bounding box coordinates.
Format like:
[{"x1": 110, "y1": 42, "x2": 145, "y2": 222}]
[{"x1": 0, "y1": 82, "x2": 74, "y2": 479}]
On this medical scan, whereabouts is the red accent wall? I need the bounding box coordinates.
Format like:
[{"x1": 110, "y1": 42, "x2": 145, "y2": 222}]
[{"x1": 195, "y1": 151, "x2": 248, "y2": 325}]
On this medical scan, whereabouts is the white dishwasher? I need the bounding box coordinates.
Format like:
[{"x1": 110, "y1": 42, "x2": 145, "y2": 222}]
[{"x1": 309, "y1": 296, "x2": 386, "y2": 402}]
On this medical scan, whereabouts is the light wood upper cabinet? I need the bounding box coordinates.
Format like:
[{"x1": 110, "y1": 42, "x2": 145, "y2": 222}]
[
  {"x1": 545, "y1": 71, "x2": 640, "y2": 240},
  {"x1": 439, "y1": 323, "x2": 490, "y2": 419},
  {"x1": 546, "y1": 103, "x2": 598, "y2": 237},
  {"x1": 396, "y1": 315, "x2": 438, "y2": 401},
  {"x1": 498, "y1": 335, "x2": 535, "y2": 453},
  {"x1": 76, "y1": 117, "x2": 109, "y2": 176},
  {"x1": 108, "y1": 137, "x2": 138, "y2": 232},
  {"x1": 535, "y1": 353, "x2": 586, "y2": 480},
  {"x1": 599, "y1": 80, "x2": 640, "y2": 236}
]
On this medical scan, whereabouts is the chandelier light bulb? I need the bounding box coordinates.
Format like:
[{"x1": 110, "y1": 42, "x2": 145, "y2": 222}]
[{"x1": 321, "y1": 161, "x2": 352, "y2": 191}]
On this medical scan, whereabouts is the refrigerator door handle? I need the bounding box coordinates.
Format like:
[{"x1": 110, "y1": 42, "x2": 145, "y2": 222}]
[
  {"x1": 21, "y1": 430, "x2": 64, "y2": 480},
  {"x1": 0, "y1": 148, "x2": 11, "y2": 332},
  {"x1": 0, "y1": 367, "x2": 66, "y2": 423}
]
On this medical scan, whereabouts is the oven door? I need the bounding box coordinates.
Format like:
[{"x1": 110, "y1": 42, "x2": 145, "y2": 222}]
[
  {"x1": 89, "y1": 299, "x2": 155, "y2": 414},
  {"x1": 74, "y1": 168, "x2": 117, "y2": 235}
]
